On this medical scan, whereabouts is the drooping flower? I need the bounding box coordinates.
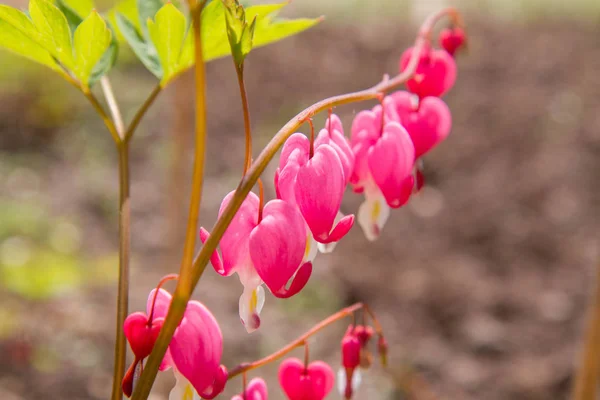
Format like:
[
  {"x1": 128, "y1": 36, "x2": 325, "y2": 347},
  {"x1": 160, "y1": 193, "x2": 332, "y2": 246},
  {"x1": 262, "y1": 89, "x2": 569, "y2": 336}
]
[
  {"x1": 350, "y1": 105, "x2": 415, "y2": 241},
  {"x1": 231, "y1": 378, "x2": 268, "y2": 400},
  {"x1": 385, "y1": 90, "x2": 452, "y2": 159},
  {"x1": 276, "y1": 131, "x2": 355, "y2": 245},
  {"x1": 279, "y1": 357, "x2": 335, "y2": 400},
  {"x1": 439, "y1": 27, "x2": 466, "y2": 56},
  {"x1": 338, "y1": 324, "x2": 374, "y2": 399},
  {"x1": 122, "y1": 289, "x2": 226, "y2": 399},
  {"x1": 200, "y1": 191, "x2": 312, "y2": 333},
  {"x1": 399, "y1": 45, "x2": 457, "y2": 98}
]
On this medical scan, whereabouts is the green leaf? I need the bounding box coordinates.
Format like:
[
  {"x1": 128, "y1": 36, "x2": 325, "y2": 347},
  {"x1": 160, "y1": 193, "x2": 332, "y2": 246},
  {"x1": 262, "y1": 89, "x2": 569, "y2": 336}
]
[
  {"x1": 29, "y1": 0, "x2": 75, "y2": 69},
  {"x1": 106, "y1": 0, "x2": 139, "y2": 42},
  {"x1": 136, "y1": 0, "x2": 163, "y2": 41},
  {"x1": 223, "y1": 0, "x2": 257, "y2": 66},
  {"x1": 0, "y1": 17, "x2": 61, "y2": 72},
  {"x1": 55, "y1": 0, "x2": 83, "y2": 35},
  {"x1": 147, "y1": 3, "x2": 186, "y2": 85},
  {"x1": 58, "y1": 0, "x2": 94, "y2": 18},
  {"x1": 89, "y1": 23, "x2": 119, "y2": 86},
  {"x1": 73, "y1": 10, "x2": 112, "y2": 86},
  {"x1": 116, "y1": 13, "x2": 162, "y2": 78}
]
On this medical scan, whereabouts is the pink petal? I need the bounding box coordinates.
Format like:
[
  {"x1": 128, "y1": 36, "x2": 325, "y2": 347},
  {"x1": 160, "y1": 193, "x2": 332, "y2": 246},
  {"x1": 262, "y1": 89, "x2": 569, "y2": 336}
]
[
  {"x1": 199, "y1": 227, "x2": 224, "y2": 275},
  {"x1": 249, "y1": 199, "x2": 307, "y2": 294},
  {"x1": 350, "y1": 109, "x2": 380, "y2": 146},
  {"x1": 218, "y1": 191, "x2": 259, "y2": 276},
  {"x1": 324, "y1": 214, "x2": 355, "y2": 244},
  {"x1": 279, "y1": 358, "x2": 335, "y2": 400},
  {"x1": 350, "y1": 141, "x2": 371, "y2": 190},
  {"x1": 367, "y1": 122, "x2": 415, "y2": 208},
  {"x1": 145, "y1": 289, "x2": 175, "y2": 370},
  {"x1": 123, "y1": 312, "x2": 162, "y2": 361},
  {"x1": 276, "y1": 155, "x2": 301, "y2": 206},
  {"x1": 399, "y1": 46, "x2": 457, "y2": 98},
  {"x1": 324, "y1": 113, "x2": 344, "y2": 135},
  {"x1": 391, "y1": 91, "x2": 452, "y2": 158},
  {"x1": 200, "y1": 365, "x2": 228, "y2": 400},
  {"x1": 272, "y1": 262, "x2": 312, "y2": 299},
  {"x1": 295, "y1": 145, "x2": 346, "y2": 243},
  {"x1": 279, "y1": 132, "x2": 309, "y2": 170},
  {"x1": 232, "y1": 377, "x2": 268, "y2": 400},
  {"x1": 315, "y1": 128, "x2": 354, "y2": 184},
  {"x1": 170, "y1": 300, "x2": 223, "y2": 395}
]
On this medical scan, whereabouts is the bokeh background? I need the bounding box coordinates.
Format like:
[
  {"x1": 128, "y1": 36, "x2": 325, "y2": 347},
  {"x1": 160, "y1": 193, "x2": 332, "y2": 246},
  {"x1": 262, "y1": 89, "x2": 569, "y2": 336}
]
[{"x1": 1, "y1": 0, "x2": 600, "y2": 399}]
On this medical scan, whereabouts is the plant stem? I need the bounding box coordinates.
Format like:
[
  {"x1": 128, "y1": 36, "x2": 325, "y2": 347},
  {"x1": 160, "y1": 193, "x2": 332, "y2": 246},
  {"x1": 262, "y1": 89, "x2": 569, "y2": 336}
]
[
  {"x1": 235, "y1": 63, "x2": 253, "y2": 175},
  {"x1": 133, "y1": 8, "x2": 461, "y2": 398},
  {"x1": 124, "y1": 84, "x2": 162, "y2": 144},
  {"x1": 227, "y1": 303, "x2": 364, "y2": 379},
  {"x1": 571, "y1": 260, "x2": 600, "y2": 400},
  {"x1": 83, "y1": 89, "x2": 121, "y2": 144},
  {"x1": 111, "y1": 141, "x2": 131, "y2": 400},
  {"x1": 101, "y1": 77, "x2": 126, "y2": 136},
  {"x1": 131, "y1": 1, "x2": 208, "y2": 398}
]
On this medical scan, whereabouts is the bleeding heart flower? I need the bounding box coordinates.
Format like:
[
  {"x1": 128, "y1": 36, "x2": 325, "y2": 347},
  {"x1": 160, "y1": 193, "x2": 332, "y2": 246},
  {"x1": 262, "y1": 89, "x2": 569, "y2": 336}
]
[
  {"x1": 231, "y1": 378, "x2": 268, "y2": 400},
  {"x1": 123, "y1": 312, "x2": 163, "y2": 362},
  {"x1": 279, "y1": 358, "x2": 335, "y2": 400},
  {"x1": 399, "y1": 45, "x2": 457, "y2": 98},
  {"x1": 315, "y1": 113, "x2": 355, "y2": 184},
  {"x1": 439, "y1": 27, "x2": 466, "y2": 56},
  {"x1": 350, "y1": 106, "x2": 415, "y2": 241},
  {"x1": 122, "y1": 289, "x2": 225, "y2": 398},
  {"x1": 200, "y1": 191, "x2": 311, "y2": 333},
  {"x1": 385, "y1": 90, "x2": 452, "y2": 159},
  {"x1": 276, "y1": 132, "x2": 355, "y2": 245}
]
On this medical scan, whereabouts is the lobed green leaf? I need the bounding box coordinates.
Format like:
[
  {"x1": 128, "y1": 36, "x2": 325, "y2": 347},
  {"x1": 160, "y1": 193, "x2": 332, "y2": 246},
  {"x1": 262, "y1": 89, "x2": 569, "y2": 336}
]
[
  {"x1": 29, "y1": 0, "x2": 75, "y2": 69},
  {"x1": 73, "y1": 10, "x2": 112, "y2": 87},
  {"x1": 147, "y1": 3, "x2": 187, "y2": 85},
  {"x1": 116, "y1": 13, "x2": 163, "y2": 78}
]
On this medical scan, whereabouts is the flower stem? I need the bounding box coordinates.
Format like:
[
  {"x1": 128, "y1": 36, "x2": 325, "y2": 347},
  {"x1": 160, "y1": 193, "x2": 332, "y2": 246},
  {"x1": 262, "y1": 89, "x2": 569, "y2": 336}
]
[
  {"x1": 571, "y1": 260, "x2": 600, "y2": 400},
  {"x1": 227, "y1": 303, "x2": 364, "y2": 379},
  {"x1": 111, "y1": 141, "x2": 131, "y2": 400},
  {"x1": 131, "y1": 1, "x2": 208, "y2": 398},
  {"x1": 235, "y1": 63, "x2": 253, "y2": 175},
  {"x1": 308, "y1": 118, "x2": 315, "y2": 158},
  {"x1": 124, "y1": 84, "x2": 162, "y2": 144}
]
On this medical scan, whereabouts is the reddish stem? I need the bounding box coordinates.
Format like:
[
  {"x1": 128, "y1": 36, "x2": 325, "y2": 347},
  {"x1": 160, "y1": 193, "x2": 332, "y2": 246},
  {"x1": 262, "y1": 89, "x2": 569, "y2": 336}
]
[
  {"x1": 308, "y1": 119, "x2": 315, "y2": 158},
  {"x1": 303, "y1": 340, "x2": 310, "y2": 369},
  {"x1": 257, "y1": 178, "x2": 264, "y2": 223},
  {"x1": 326, "y1": 108, "x2": 333, "y2": 131},
  {"x1": 147, "y1": 274, "x2": 179, "y2": 325},
  {"x1": 227, "y1": 303, "x2": 365, "y2": 379}
]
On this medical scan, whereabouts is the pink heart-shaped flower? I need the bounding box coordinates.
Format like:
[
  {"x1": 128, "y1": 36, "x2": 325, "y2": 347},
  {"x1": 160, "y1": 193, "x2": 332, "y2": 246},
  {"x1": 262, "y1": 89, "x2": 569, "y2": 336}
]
[
  {"x1": 388, "y1": 91, "x2": 452, "y2": 158},
  {"x1": 399, "y1": 46, "x2": 457, "y2": 98},
  {"x1": 231, "y1": 377, "x2": 268, "y2": 400},
  {"x1": 123, "y1": 312, "x2": 163, "y2": 361},
  {"x1": 279, "y1": 358, "x2": 334, "y2": 400}
]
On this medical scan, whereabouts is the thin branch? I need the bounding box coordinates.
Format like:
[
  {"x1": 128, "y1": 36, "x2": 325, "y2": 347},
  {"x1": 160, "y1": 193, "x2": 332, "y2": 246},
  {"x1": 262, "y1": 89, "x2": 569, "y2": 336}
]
[
  {"x1": 131, "y1": 1, "x2": 208, "y2": 397},
  {"x1": 101, "y1": 76, "x2": 126, "y2": 137},
  {"x1": 110, "y1": 142, "x2": 131, "y2": 400},
  {"x1": 235, "y1": 64, "x2": 253, "y2": 175},
  {"x1": 82, "y1": 89, "x2": 122, "y2": 144},
  {"x1": 124, "y1": 84, "x2": 162, "y2": 144},
  {"x1": 228, "y1": 303, "x2": 364, "y2": 379}
]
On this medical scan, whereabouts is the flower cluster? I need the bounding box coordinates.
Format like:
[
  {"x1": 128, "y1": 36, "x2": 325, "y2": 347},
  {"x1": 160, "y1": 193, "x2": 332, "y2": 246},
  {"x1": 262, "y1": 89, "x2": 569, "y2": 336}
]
[{"x1": 122, "y1": 23, "x2": 465, "y2": 400}]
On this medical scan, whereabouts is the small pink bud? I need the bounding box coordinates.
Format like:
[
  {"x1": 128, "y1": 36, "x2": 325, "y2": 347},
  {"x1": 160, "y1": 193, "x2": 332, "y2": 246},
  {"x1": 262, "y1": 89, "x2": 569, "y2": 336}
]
[
  {"x1": 123, "y1": 312, "x2": 163, "y2": 361},
  {"x1": 341, "y1": 327, "x2": 361, "y2": 369},
  {"x1": 439, "y1": 27, "x2": 466, "y2": 56},
  {"x1": 353, "y1": 325, "x2": 374, "y2": 347}
]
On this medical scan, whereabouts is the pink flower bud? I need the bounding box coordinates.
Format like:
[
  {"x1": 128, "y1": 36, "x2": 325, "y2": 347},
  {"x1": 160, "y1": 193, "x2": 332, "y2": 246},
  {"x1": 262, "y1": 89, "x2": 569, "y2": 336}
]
[
  {"x1": 439, "y1": 27, "x2": 466, "y2": 56},
  {"x1": 279, "y1": 357, "x2": 334, "y2": 400},
  {"x1": 341, "y1": 327, "x2": 361, "y2": 369}
]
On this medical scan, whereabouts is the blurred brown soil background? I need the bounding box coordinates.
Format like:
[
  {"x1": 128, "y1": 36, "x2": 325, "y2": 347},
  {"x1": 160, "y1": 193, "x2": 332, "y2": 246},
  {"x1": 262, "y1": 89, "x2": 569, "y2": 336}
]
[{"x1": 1, "y1": 8, "x2": 600, "y2": 400}]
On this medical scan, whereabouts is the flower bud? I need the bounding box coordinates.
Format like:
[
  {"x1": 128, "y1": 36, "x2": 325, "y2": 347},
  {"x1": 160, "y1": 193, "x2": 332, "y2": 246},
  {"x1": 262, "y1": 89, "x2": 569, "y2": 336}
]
[
  {"x1": 341, "y1": 327, "x2": 361, "y2": 369},
  {"x1": 377, "y1": 335, "x2": 388, "y2": 367}
]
